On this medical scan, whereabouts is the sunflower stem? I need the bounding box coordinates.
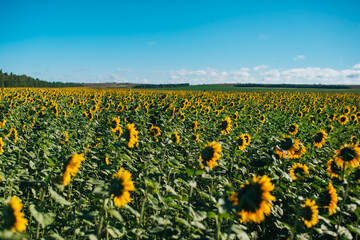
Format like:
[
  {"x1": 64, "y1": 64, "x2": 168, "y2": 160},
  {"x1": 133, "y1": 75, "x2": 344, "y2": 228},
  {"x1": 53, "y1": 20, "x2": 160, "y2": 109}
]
[
  {"x1": 336, "y1": 164, "x2": 350, "y2": 239},
  {"x1": 216, "y1": 214, "x2": 221, "y2": 240},
  {"x1": 140, "y1": 190, "x2": 147, "y2": 227}
]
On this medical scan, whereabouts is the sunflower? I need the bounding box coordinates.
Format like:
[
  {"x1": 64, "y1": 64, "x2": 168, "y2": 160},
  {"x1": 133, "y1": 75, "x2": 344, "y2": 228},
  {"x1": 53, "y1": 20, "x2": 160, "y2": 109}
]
[
  {"x1": 191, "y1": 121, "x2": 199, "y2": 132},
  {"x1": 259, "y1": 114, "x2": 266, "y2": 124},
  {"x1": 298, "y1": 111, "x2": 303, "y2": 118},
  {"x1": 288, "y1": 123, "x2": 298, "y2": 135},
  {"x1": 149, "y1": 126, "x2": 161, "y2": 139},
  {"x1": 110, "y1": 117, "x2": 120, "y2": 132},
  {"x1": 318, "y1": 182, "x2": 338, "y2": 215},
  {"x1": 0, "y1": 137, "x2": 4, "y2": 154},
  {"x1": 180, "y1": 113, "x2": 186, "y2": 122},
  {"x1": 333, "y1": 143, "x2": 360, "y2": 168},
  {"x1": 327, "y1": 159, "x2": 342, "y2": 179},
  {"x1": 289, "y1": 163, "x2": 309, "y2": 180},
  {"x1": 105, "y1": 154, "x2": 109, "y2": 165},
  {"x1": 243, "y1": 133, "x2": 251, "y2": 146},
  {"x1": 114, "y1": 127, "x2": 123, "y2": 138},
  {"x1": 326, "y1": 125, "x2": 334, "y2": 133},
  {"x1": 220, "y1": 116, "x2": 231, "y2": 135},
  {"x1": 328, "y1": 114, "x2": 336, "y2": 121},
  {"x1": 236, "y1": 135, "x2": 247, "y2": 150},
  {"x1": 192, "y1": 134, "x2": 199, "y2": 143},
  {"x1": 301, "y1": 198, "x2": 318, "y2": 228},
  {"x1": 124, "y1": 123, "x2": 139, "y2": 148},
  {"x1": 343, "y1": 106, "x2": 351, "y2": 115},
  {"x1": 228, "y1": 175, "x2": 275, "y2": 223},
  {"x1": 199, "y1": 142, "x2": 222, "y2": 170},
  {"x1": 172, "y1": 131, "x2": 180, "y2": 144},
  {"x1": 4, "y1": 196, "x2": 28, "y2": 232},
  {"x1": 62, "y1": 154, "x2": 85, "y2": 186},
  {"x1": 338, "y1": 115, "x2": 348, "y2": 125},
  {"x1": 289, "y1": 141, "x2": 306, "y2": 159},
  {"x1": 350, "y1": 114, "x2": 357, "y2": 122},
  {"x1": 313, "y1": 130, "x2": 328, "y2": 148},
  {"x1": 351, "y1": 136, "x2": 359, "y2": 145},
  {"x1": 275, "y1": 137, "x2": 299, "y2": 159},
  {"x1": 110, "y1": 168, "x2": 135, "y2": 207}
]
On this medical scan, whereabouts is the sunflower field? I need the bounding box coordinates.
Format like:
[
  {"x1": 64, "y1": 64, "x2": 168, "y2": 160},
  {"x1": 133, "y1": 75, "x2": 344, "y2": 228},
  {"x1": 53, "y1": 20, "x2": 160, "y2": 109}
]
[{"x1": 0, "y1": 88, "x2": 360, "y2": 240}]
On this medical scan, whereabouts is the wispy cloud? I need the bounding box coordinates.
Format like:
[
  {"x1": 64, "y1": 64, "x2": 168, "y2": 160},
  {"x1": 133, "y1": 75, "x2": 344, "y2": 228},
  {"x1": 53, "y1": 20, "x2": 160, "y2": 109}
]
[
  {"x1": 352, "y1": 63, "x2": 360, "y2": 69},
  {"x1": 294, "y1": 55, "x2": 306, "y2": 61},
  {"x1": 253, "y1": 65, "x2": 268, "y2": 71},
  {"x1": 117, "y1": 68, "x2": 132, "y2": 72}
]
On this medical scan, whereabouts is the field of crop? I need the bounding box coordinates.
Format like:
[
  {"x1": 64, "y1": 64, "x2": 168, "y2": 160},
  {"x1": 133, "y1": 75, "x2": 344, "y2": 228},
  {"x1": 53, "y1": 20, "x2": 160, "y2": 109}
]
[{"x1": 0, "y1": 88, "x2": 360, "y2": 239}]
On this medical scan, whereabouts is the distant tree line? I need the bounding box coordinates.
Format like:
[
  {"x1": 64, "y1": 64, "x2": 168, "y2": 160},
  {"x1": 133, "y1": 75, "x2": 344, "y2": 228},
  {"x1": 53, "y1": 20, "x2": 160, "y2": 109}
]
[
  {"x1": 134, "y1": 83, "x2": 190, "y2": 89},
  {"x1": 234, "y1": 83, "x2": 351, "y2": 89},
  {"x1": 0, "y1": 70, "x2": 83, "y2": 88}
]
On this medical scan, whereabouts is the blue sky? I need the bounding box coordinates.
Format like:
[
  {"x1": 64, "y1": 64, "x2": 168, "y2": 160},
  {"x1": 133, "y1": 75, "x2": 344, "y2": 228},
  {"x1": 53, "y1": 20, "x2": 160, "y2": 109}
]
[{"x1": 1, "y1": 0, "x2": 360, "y2": 84}]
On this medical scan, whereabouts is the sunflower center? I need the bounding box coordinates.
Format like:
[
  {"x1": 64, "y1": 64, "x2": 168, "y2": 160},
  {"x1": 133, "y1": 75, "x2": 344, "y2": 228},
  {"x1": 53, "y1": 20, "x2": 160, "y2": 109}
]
[
  {"x1": 110, "y1": 178, "x2": 124, "y2": 197},
  {"x1": 314, "y1": 132, "x2": 324, "y2": 143},
  {"x1": 319, "y1": 191, "x2": 331, "y2": 207},
  {"x1": 280, "y1": 138, "x2": 293, "y2": 151},
  {"x1": 294, "y1": 167, "x2": 306, "y2": 177},
  {"x1": 237, "y1": 138, "x2": 244, "y2": 146},
  {"x1": 289, "y1": 125, "x2": 296, "y2": 132},
  {"x1": 341, "y1": 117, "x2": 346, "y2": 122},
  {"x1": 111, "y1": 120, "x2": 117, "y2": 129},
  {"x1": 201, "y1": 146, "x2": 215, "y2": 162},
  {"x1": 301, "y1": 206, "x2": 313, "y2": 221},
  {"x1": 4, "y1": 205, "x2": 17, "y2": 229},
  {"x1": 220, "y1": 121, "x2": 229, "y2": 130},
  {"x1": 237, "y1": 183, "x2": 263, "y2": 212},
  {"x1": 339, "y1": 147, "x2": 356, "y2": 162}
]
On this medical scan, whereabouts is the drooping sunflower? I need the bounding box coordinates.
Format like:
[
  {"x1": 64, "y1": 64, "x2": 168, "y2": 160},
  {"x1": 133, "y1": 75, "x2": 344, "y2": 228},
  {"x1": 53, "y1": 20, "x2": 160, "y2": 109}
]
[
  {"x1": 289, "y1": 163, "x2": 309, "y2": 180},
  {"x1": 228, "y1": 175, "x2": 275, "y2": 223},
  {"x1": 172, "y1": 131, "x2": 180, "y2": 144},
  {"x1": 110, "y1": 117, "x2": 121, "y2": 132},
  {"x1": 328, "y1": 114, "x2": 336, "y2": 121},
  {"x1": 313, "y1": 130, "x2": 328, "y2": 148},
  {"x1": 333, "y1": 143, "x2": 360, "y2": 168},
  {"x1": 110, "y1": 168, "x2": 135, "y2": 207},
  {"x1": 301, "y1": 198, "x2": 319, "y2": 228},
  {"x1": 4, "y1": 196, "x2": 28, "y2": 232},
  {"x1": 220, "y1": 116, "x2": 231, "y2": 135},
  {"x1": 236, "y1": 134, "x2": 247, "y2": 150},
  {"x1": 62, "y1": 154, "x2": 85, "y2": 186},
  {"x1": 318, "y1": 182, "x2": 338, "y2": 216},
  {"x1": 338, "y1": 115, "x2": 348, "y2": 125},
  {"x1": 288, "y1": 123, "x2": 299, "y2": 135},
  {"x1": 327, "y1": 159, "x2": 342, "y2": 179},
  {"x1": 124, "y1": 123, "x2": 139, "y2": 148},
  {"x1": 199, "y1": 142, "x2": 222, "y2": 170}
]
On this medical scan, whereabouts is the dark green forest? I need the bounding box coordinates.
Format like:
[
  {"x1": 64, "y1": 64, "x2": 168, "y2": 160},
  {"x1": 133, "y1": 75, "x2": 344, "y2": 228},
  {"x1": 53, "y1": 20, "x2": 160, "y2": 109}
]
[{"x1": 0, "y1": 70, "x2": 83, "y2": 88}]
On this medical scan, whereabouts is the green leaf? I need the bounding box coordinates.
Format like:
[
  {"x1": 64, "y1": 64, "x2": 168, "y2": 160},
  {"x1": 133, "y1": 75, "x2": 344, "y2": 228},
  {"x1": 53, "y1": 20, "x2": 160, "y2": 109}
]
[
  {"x1": 107, "y1": 209, "x2": 123, "y2": 222},
  {"x1": 29, "y1": 204, "x2": 55, "y2": 228},
  {"x1": 231, "y1": 224, "x2": 250, "y2": 240},
  {"x1": 175, "y1": 217, "x2": 191, "y2": 227},
  {"x1": 49, "y1": 187, "x2": 71, "y2": 206}
]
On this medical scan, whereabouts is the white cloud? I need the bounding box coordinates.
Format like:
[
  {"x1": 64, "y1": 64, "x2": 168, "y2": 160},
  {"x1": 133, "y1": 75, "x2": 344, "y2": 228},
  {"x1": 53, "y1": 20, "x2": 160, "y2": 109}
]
[
  {"x1": 253, "y1": 65, "x2": 268, "y2": 71},
  {"x1": 117, "y1": 68, "x2": 132, "y2": 72},
  {"x1": 294, "y1": 55, "x2": 306, "y2": 61},
  {"x1": 352, "y1": 63, "x2": 360, "y2": 69}
]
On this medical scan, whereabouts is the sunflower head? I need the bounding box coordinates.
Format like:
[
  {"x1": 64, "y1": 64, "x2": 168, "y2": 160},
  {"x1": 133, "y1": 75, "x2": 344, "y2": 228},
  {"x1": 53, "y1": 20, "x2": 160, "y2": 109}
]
[
  {"x1": 301, "y1": 198, "x2": 318, "y2": 228},
  {"x1": 172, "y1": 131, "x2": 180, "y2": 144},
  {"x1": 110, "y1": 168, "x2": 135, "y2": 207},
  {"x1": 318, "y1": 182, "x2": 338, "y2": 215},
  {"x1": 243, "y1": 133, "x2": 251, "y2": 146},
  {"x1": 313, "y1": 130, "x2": 328, "y2": 148},
  {"x1": 124, "y1": 123, "x2": 139, "y2": 148},
  {"x1": 289, "y1": 163, "x2": 309, "y2": 180},
  {"x1": 199, "y1": 142, "x2": 222, "y2": 170},
  {"x1": 334, "y1": 143, "x2": 360, "y2": 168},
  {"x1": 4, "y1": 196, "x2": 28, "y2": 232},
  {"x1": 288, "y1": 123, "x2": 298, "y2": 135},
  {"x1": 228, "y1": 175, "x2": 275, "y2": 223},
  {"x1": 338, "y1": 115, "x2": 348, "y2": 125},
  {"x1": 110, "y1": 117, "x2": 120, "y2": 132},
  {"x1": 149, "y1": 126, "x2": 161, "y2": 138},
  {"x1": 220, "y1": 116, "x2": 231, "y2": 135},
  {"x1": 237, "y1": 135, "x2": 247, "y2": 150}
]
